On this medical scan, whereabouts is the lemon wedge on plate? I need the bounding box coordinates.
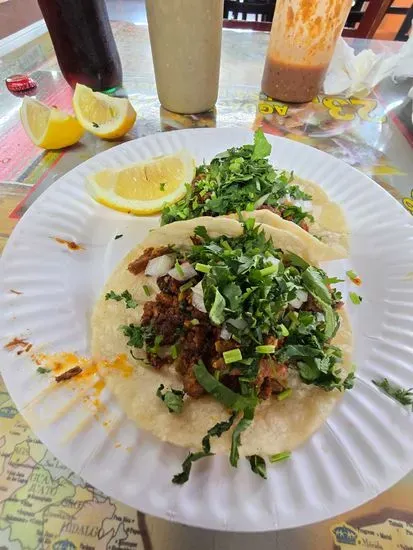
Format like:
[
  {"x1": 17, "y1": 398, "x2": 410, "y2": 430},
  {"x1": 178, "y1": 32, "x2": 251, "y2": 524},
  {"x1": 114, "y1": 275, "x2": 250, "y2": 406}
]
[
  {"x1": 20, "y1": 97, "x2": 85, "y2": 149},
  {"x1": 86, "y1": 150, "x2": 196, "y2": 215},
  {"x1": 73, "y1": 84, "x2": 137, "y2": 139}
]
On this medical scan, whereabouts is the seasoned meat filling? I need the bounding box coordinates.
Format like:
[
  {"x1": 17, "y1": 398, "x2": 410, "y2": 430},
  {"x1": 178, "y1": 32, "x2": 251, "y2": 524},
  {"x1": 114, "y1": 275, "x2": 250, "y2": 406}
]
[{"x1": 139, "y1": 273, "x2": 288, "y2": 399}]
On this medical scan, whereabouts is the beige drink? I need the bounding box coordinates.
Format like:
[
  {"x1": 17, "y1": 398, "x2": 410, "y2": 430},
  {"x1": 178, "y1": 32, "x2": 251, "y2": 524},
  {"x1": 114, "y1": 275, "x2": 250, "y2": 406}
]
[{"x1": 146, "y1": 0, "x2": 224, "y2": 114}]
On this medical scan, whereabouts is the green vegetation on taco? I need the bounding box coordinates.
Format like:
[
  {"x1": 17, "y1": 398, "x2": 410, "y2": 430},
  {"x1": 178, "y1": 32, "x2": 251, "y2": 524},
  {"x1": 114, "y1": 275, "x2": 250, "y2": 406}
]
[
  {"x1": 161, "y1": 130, "x2": 349, "y2": 258},
  {"x1": 92, "y1": 217, "x2": 353, "y2": 484}
]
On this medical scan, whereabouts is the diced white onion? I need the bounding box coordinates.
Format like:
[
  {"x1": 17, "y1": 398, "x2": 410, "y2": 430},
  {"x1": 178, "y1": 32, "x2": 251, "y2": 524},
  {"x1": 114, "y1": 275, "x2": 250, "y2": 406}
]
[
  {"x1": 191, "y1": 281, "x2": 207, "y2": 312},
  {"x1": 289, "y1": 289, "x2": 308, "y2": 309},
  {"x1": 294, "y1": 200, "x2": 313, "y2": 212},
  {"x1": 145, "y1": 254, "x2": 175, "y2": 277},
  {"x1": 227, "y1": 317, "x2": 247, "y2": 330},
  {"x1": 278, "y1": 197, "x2": 291, "y2": 205},
  {"x1": 220, "y1": 325, "x2": 231, "y2": 340},
  {"x1": 168, "y1": 262, "x2": 197, "y2": 282}
]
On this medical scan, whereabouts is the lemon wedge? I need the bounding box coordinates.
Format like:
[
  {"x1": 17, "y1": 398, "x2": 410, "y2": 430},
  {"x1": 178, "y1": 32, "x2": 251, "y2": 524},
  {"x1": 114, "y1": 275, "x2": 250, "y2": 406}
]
[
  {"x1": 73, "y1": 84, "x2": 137, "y2": 139},
  {"x1": 20, "y1": 97, "x2": 85, "y2": 149},
  {"x1": 86, "y1": 150, "x2": 196, "y2": 215}
]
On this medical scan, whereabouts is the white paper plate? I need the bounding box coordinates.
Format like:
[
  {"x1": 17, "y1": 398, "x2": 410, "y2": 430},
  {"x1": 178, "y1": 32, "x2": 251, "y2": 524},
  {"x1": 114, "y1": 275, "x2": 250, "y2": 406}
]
[{"x1": 1, "y1": 128, "x2": 413, "y2": 532}]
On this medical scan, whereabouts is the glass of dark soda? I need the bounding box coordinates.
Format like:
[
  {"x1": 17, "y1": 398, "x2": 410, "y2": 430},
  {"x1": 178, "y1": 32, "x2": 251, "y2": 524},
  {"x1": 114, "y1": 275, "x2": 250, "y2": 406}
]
[{"x1": 37, "y1": 0, "x2": 123, "y2": 92}]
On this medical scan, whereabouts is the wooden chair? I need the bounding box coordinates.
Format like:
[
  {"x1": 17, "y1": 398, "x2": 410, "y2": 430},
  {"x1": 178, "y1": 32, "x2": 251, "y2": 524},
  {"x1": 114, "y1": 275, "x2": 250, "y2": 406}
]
[
  {"x1": 223, "y1": 0, "x2": 275, "y2": 23},
  {"x1": 388, "y1": 2, "x2": 413, "y2": 41},
  {"x1": 344, "y1": 0, "x2": 394, "y2": 38},
  {"x1": 223, "y1": 0, "x2": 395, "y2": 38}
]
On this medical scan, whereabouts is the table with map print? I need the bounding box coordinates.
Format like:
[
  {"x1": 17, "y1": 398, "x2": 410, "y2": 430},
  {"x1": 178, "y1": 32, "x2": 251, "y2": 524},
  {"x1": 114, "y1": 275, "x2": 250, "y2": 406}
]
[{"x1": 0, "y1": 21, "x2": 413, "y2": 550}]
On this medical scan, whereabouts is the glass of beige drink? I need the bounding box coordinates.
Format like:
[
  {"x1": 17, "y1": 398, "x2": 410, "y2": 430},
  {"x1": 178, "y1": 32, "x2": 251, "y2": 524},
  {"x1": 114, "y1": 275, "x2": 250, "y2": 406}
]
[
  {"x1": 146, "y1": 0, "x2": 224, "y2": 114},
  {"x1": 261, "y1": 0, "x2": 353, "y2": 103}
]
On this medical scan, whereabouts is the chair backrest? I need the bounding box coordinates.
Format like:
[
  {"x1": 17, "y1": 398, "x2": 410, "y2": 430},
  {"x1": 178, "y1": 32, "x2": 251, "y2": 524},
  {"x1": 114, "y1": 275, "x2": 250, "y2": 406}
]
[
  {"x1": 392, "y1": 3, "x2": 413, "y2": 41},
  {"x1": 343, "y1": 0, "x2": 394, "y2": 38},
  {"x1": 223, "y1": 0, "x2": 394, "y2": 38},
  {"x1": 223, "y1": 0, "x2": 275, "y2": 22}
]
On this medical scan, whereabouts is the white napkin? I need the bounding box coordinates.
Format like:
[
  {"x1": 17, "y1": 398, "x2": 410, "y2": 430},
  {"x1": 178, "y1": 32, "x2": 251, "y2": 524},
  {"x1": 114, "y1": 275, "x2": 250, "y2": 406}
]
[{"x1": 323, "y1": 33, "x2": 413, "y2": 97}]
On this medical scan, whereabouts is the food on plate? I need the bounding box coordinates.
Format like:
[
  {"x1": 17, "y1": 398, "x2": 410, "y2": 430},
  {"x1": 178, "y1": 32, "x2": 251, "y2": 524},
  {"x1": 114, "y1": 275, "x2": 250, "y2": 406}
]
[
  {"x1": 73, "y1": 83, "x2": 136, "y2": 139},
  {"x1": 92, "y1": 216, "x2": 353, "y2": 483},
  {"x1": 161, "y1": 130, "x2": 348, "y2": 257},
  {"x1": 20, "y1": 97, "x2": 85, "y2": 149},
  {"x1": 86, "y1": 150, "x2": 195, "y2": 215},
  {"x1": 372, "y1": 378, "x2": 413, "y2": 411}
]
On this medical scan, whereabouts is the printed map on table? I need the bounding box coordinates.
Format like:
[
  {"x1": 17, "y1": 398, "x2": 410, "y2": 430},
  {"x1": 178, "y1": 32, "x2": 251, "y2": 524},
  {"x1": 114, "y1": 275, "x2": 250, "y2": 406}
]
[{"x1": 0, "y1": 379, "x2": 150, "y2": 550}]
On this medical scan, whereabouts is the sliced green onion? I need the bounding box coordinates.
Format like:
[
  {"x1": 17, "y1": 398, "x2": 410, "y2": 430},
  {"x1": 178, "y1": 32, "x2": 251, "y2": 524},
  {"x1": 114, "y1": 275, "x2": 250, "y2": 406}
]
[
  {"x1": 245, "y1": 217, "x2": 255, "y2": 230},
  {"x1": 324, "y1": 277, "x2": 344, "y2": 284},
  {"x1": 259, "y1": 264, "x2": 278, "y2": 277},
  {"x1": 255, "y1": 345, "x2": 275, "y2": 354},
  {"x1": 143, "y1": 285, "x2": 151, "y2": 297},
  {"x1": 223, "y1": 348, "x2": 243, "y2": 364},
  {"x1": 175, "y1": 260, "x2": 184, "y2": 278},
  {"x1": 170, "y1": 344, "x2": 178, "y2": 360},
  {"x1": 195, "y1": 263, "x2": 211, "y2": 274},
  {"x1": 269, "y1": 451, "x2": 291, "y2": 463},
  {"x1": 277, "y1": 388, "x2": 292, "y2": 401},
  {"x1": 349, "y1": 292, "x2": 362, "y2": 305},
  {"x1": 180, "y1": 280, "x2": 194, "y2": 292},
  {"x1": 190, "y1": 319, "x2": 200, "y2": 326},
  {"x1": 346, "y1": 270, "x2": 357, "y2": 281},
  {"x1": 221, "y1": 241, "x2": 232, "y2": 252},
  {"x1": 279, "y1": 324, "x2": 289, "y2": 337}
]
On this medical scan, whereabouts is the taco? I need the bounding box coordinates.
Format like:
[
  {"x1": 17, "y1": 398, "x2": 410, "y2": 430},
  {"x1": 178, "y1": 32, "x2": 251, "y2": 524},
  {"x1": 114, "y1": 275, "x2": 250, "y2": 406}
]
[
  {"x1": 160, "y1": 130, "x2": 349, "y2": 259},
  {"x1": 92, "y1": 217, "x2": 353, "y2": 483}
]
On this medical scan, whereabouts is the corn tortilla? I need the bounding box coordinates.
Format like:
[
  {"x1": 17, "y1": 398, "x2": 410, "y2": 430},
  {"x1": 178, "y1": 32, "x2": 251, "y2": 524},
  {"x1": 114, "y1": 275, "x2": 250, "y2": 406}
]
[{"x1": 92, "y1": 217, "x2": 352, "y2": 456}]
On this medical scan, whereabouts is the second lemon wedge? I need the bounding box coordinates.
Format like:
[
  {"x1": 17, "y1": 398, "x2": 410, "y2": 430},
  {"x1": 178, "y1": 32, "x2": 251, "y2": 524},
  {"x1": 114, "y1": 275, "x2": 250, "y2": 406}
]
[
  {"x1": 73, "y1": 84, "x2": 137, "y2": 139},
  {"x1": 20, "y1": 97, "x2": 84, "y2": 149},
  {"x1": 86, "y1": 150, "x2": 195, "y2": 215}
]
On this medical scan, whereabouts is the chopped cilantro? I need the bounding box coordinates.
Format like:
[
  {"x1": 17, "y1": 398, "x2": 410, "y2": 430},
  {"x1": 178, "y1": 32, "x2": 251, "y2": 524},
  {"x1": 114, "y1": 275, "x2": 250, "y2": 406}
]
[
  {"x1": 230, "y1": 407, "x2": 254, "y2": 467},
  {"x1": 193, "y1": 361, "x2": 258, "y2": 412},
  {"x1": 161, "y1": 130, "x2": 312, "y2": 227},
  {"x1": 127, "y1": 220, "x2": 355, "y2": 484},
  {"x1": 172, "y1": 412, "x2": 236, "y2": 484},
  {"x1": 156, "y1": 384, "x2": 185, "y2": 413},
  {"x1": 372, "y1": 378, "x2": 413, "y2": 410},
  {"x1": 37, "y1": 367, "x2": 51, "y2": 374},
  {"x1": 105, "y1": 290, "x2": 138, "y2": 309},
  {"x1": 247, "y1": 454, "x2": 267, "y2": 478},
  {"x1": 187, "y1": 222, "x2": 349, "y2": 392},
  {"x1": 120, "y1": 324, "x2": 153, "y2": 348}
]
